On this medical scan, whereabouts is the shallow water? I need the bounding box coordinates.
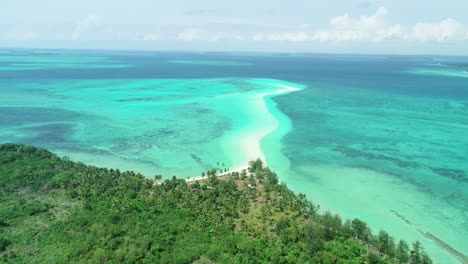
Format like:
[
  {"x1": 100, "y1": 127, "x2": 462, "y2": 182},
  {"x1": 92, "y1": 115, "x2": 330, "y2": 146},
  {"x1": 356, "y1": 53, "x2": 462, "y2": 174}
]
[
  {"x1": 268, "y1": 84, "x2": 468, "y2": 263},
  {"x1": 1, "y1": 50, "x2": 467, "y2": 263},
  {"x1": 0, "y1": 76, "x2": 297, "y2": 177}
]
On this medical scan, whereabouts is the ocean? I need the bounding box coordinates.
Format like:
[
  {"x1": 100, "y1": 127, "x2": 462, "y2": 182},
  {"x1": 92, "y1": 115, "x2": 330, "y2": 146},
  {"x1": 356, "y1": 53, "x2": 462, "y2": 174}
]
[{"x1": 0, "y1": 49, "x2": 467, "y2": 263}]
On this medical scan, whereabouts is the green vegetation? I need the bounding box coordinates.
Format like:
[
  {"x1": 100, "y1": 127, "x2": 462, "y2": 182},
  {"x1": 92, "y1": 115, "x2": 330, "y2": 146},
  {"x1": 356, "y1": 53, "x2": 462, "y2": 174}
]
[{"x1": 0, "y1": 144, "x2": 432, "y2": 263}]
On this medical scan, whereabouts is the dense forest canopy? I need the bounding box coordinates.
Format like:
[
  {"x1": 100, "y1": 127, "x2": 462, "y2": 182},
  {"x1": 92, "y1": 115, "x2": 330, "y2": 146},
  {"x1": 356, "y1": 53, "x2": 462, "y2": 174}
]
[{"x1": 0, "y1": 144, "x2": 432, "y2": 263}]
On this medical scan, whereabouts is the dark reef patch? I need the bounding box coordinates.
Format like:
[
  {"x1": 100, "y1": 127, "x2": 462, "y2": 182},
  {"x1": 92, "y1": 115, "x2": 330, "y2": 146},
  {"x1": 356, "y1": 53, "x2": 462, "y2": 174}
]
[
  {"x1": 190, "y1": 154, "x2": 212, "y2": 171},
  {"x1": 390, "y1": 210, "x2": 412, "y2": 225},
  {"x1": 335, "y1": 146, "x2": 468, "y2": 184},
  {"x1": 334, "y1": 145, "x2": 419, "y2": 168},
  {"x1": 114, "y1": 94, "x2": 191, "y2": 102},
  {"x1": 20, "y1": 123, "x2": 75, "y2": 144},
  {"x1": 0, "y1": 107, "x2": 81, "y2": 126},
  {"x1": 418, "y1": 230, "x2": 468, "y2": 264},
  {"x1": 430, "y1": 168, "x2": 468, "y2": 183},
  {"x1": 346, "y1": 165, "x2": 435, "y2": 196}
]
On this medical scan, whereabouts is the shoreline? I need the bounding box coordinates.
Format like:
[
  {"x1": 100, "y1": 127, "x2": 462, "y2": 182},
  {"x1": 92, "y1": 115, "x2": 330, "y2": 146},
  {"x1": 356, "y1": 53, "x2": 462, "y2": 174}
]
[
  {"x1": 237, "y1": 83, "x2": 301, "y2": 166},
  {"x1": 218, "y1": 80, "x2": 302, "y2": 172},
  {"x1": 185, "y1": 164, "x2": 250, "y2": 183},
  {"x1": 259, "y1": 84, "x2": 300, "y2": 179},
  {"x1": 48, "y1": 78, "x2": 304, "y2": 180},
  {"x1": 188, "y1": 80, "x2": 303, "y2": 182}
]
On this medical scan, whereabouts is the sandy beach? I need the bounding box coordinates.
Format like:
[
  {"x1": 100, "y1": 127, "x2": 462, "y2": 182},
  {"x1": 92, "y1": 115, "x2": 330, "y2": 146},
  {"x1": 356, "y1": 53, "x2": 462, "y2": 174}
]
[
  {"x1": 186, "y1": 81, "x2": 301, "y2": 182},
  {"x1": 217, "y1": 81, "x2": 302, "y2": 173},
  {"x1": 185, "y1": 164, "x2": 250, "y2": 183}
]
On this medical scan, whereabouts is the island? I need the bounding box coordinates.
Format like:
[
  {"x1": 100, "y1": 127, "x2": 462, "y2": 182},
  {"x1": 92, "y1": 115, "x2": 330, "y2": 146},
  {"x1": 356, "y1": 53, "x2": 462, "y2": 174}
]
[{"x1": 0, "y1": 144, "x2": 432, "y2": 263}]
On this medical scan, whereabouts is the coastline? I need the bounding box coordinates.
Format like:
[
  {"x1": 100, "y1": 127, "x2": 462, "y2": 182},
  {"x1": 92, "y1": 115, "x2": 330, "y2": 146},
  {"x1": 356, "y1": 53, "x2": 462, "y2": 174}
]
[
  {"x1": 185, "y1": 164, "x2": 250, "y2": 182},
  {"x1": 43, "y1": 78, "x2": 304, "y2": 180},
  {"x1": 186, "y1": 79, "x2": 303, "y2": 182},
  {"x1": 216, "y1": 79, "x2": 303, "y2": 175},
  {"x1": 259, "y1": 84, "x2": 300, "y2": 179}
]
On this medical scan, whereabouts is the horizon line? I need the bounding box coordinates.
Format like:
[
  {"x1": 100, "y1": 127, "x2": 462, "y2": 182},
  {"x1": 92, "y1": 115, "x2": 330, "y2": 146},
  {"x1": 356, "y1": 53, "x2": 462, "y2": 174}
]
[{"x1": 1, "y1": 46, "x2": 468, "y2": 58}]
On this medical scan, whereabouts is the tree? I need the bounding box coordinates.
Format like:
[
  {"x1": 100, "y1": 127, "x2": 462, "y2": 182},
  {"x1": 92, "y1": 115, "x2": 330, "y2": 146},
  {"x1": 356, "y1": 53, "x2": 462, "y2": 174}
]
[
  {"x1": 368, "y1": 251, "x2": 386, "y2": 264},
  {"x1": 0, "y1": 238, "x2": 11, "y2": 252},
  {"x1": 248, "y1": 175, "x2": 256, "y2": 187},
  {"x1": 0, "y1": 146, "x2": 432, "y2": 264},
  {"x1": 410, "y1": 241, "x2": 432, "y2": 264},
  {"x1": 396, "y1": 240, "x2": 410, "y2": 263},
  {"x1": 304, "y1": 221, "x2": 325, "y2": 254},
  {"x1": 248, "y1": 159, "x2": 263, "y2": 172},
  {"x1": 378, "y1": 230, "x2": 395, "y2": 257},
  {"x1": 240, "y1": 170, "x2": 247, "y2": 180},
  {"x1": 320, "y1": 211, "x2": 342, "y2": 241},
  {"x1": 351, "y1": 218, "x2": 370, "y2": 242}
]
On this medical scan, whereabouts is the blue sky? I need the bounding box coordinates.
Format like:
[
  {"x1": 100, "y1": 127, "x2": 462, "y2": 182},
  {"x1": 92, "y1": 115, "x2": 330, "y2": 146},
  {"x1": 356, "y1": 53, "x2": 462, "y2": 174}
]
[{"x1": 2, "y1": 0, "x2": 468, "y2": 55}]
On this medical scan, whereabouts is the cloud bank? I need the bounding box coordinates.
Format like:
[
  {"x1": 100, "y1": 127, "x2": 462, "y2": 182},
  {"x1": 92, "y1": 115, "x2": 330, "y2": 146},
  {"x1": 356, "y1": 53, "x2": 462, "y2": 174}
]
[
  {"x1": 72, "y1": 15, "x2": 101, "y2": 40},
  {"x1": 2, "y1": 5, "x2": 467, "y2": 54},
  {"x1": 252, "y1": 7, "x2": 468, "y2": 43}
]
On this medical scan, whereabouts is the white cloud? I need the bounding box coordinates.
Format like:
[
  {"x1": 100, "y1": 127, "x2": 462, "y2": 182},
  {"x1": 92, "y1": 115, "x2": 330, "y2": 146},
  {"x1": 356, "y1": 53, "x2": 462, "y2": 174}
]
[
  {"x1": 72, "y1": 15, "x2": 101, "y2": 40},
  {"x1": 252, "y1": 7, "x2": 468, "y2": 44},
  {"x1": 211, "y1": 32, "x2": 244, "y2": 41},
  {"x1": 253, "y1": 32, "x2": 308, "y2": 42},
  {"x1": 409, "y1": 18, "x2": 468, "y2": 42},
  {"x1": 178, "y1": 28, "x2": 204, "y2": 41},
  {"x1": 2, "y1": 28, "x2": 40, "y2": 41},
  {"x1": 330, "y1": 7, "x2": 387, "y2": 31},
  {"x1": 142, "y1": 33, "x2": 159, "y2": 41},
  {"x1": 178, "y1": 28, "x2": 244, "y2": 42}
]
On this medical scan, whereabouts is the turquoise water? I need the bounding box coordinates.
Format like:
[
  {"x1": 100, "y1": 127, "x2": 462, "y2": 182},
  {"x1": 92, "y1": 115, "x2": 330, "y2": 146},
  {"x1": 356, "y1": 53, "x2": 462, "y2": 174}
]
[
  {"x1": 168, "y1": 60, "x2": 253, "y2": 66},
  {"x1": 0, "y1": 53, "x2": 130, "y2": 70},
  {"x1": 1, "y1": 50, "x2": 467, "y2": 263},
  {"x1": 268, "y1": 84, "x2": 468, "y2": 264},
  {"x1": 0, "y1": 76, "x2": 298, "y2": 177}
]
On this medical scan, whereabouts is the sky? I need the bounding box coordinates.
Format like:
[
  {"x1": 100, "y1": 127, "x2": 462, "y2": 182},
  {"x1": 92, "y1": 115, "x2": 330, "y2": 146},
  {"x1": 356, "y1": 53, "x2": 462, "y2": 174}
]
[{"x1": 1, "y1": 0, "x2": 468, "y2": 55}]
